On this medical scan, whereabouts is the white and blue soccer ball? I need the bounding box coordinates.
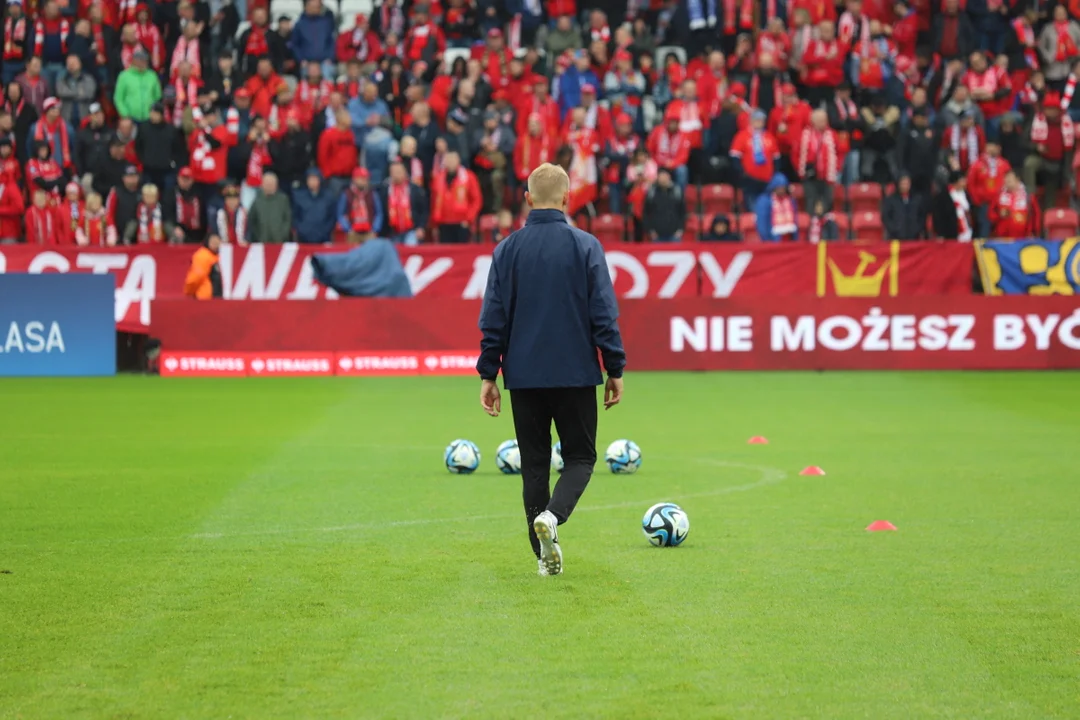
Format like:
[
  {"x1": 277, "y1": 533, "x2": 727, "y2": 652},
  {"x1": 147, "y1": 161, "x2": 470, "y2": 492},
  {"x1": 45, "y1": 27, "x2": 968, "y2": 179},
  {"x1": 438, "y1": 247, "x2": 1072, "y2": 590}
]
[
  {"x1": 495, "y1": 439, "x2": 521, "y2": 474},
  {"x1": 444, "y1": 439, "x2": 481, "y2": 474},
  {"x1": 605, "y1": 439, "x2": 642, "y2": 474},
  {"x1": 551, "y1": 442, "x2": 563, "y2": 472},
  {"x1": 642, "y1": 503, "x2": 689, "y2": 547}
]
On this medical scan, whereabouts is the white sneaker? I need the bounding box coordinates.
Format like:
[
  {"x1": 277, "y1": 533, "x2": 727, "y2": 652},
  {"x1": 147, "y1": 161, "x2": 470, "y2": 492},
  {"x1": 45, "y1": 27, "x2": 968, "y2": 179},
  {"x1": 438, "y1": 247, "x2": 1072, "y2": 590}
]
[
  {"x1": 533, "y1": 511, "x2": 563, "y2": 576},
  {"x1": 537, "y1": 558, "x2": 549, "y2": 576}
]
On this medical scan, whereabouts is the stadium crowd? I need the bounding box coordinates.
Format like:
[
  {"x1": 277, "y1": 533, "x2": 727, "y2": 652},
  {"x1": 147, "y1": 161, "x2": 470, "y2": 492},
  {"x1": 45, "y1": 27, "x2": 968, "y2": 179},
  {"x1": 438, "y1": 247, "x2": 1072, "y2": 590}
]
[{"x1": 1, "y1": 0, "x2": 1079, "y2": 248}]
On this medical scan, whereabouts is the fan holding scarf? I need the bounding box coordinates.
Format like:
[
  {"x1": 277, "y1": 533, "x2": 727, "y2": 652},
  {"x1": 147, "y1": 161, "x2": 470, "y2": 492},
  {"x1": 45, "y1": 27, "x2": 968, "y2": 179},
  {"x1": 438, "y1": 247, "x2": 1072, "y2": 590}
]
[{"x1": 28, "y1": 96, "x2": 72, "y2": 170}]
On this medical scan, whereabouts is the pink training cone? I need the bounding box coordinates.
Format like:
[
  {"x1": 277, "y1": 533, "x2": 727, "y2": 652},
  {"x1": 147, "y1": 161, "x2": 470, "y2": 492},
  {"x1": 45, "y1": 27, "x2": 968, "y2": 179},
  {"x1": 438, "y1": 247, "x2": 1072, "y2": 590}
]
[
  {"x1": 799, "y1": 466, "x2": 826, "y2": 476},
  {"x1": 866, "y1": 520, "x2": 898, "y2": 532},
  {"x1": 747, "y1": 436, "x2": 769, "y2": 444}
]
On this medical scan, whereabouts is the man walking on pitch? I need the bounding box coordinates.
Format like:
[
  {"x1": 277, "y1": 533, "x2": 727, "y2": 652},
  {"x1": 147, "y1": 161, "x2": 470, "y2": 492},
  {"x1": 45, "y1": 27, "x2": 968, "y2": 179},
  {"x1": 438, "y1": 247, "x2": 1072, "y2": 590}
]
[{"x1": 477, "y1": 163, "x2": 626, "y2": 577}]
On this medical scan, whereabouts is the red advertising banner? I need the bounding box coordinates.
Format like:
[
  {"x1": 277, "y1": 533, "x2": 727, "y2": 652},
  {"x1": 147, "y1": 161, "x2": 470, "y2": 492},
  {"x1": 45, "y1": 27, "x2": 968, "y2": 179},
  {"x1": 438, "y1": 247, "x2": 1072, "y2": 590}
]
[
  {"x1": 0, "y1": 242, "x2": 972, "y2": 329},
  {"x1": 161, "y1": 350, "x2": 481, "y2": 377},
  {"x1": 152, "y1": 296, "x2": 1080, "y2": 371}
]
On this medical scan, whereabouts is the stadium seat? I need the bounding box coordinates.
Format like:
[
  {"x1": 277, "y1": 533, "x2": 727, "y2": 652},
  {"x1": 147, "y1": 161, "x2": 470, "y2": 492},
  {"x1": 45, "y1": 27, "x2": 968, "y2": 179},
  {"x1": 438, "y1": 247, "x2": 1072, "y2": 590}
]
[
  {"x1": 273, "y1": 0, "x2": 305, "y2": 23},
  {"x1": 738, "y1": 213, "x2": 759, "y2": 243},
  {"x1": 832, "y1": 183, "x2": 847, "y2": 209},
  {"x1": 593, "y1": 214, "x2": 628, "y2": 244},
  {"x1": 443, "y1": 47, "x2": 470, "y2": 73},
  {"x1": 852, "y1": 211, "x2": 885, "y2": 243},
  {"x1": 834, "y1": 212, "x2": 851, "y2": 240},
  {"x1": 684, "y1": 184, "x2": 702, "y2": 214},
  {"x1": 338, "y1": 0, "x2": 375, "y2": 24},
  {"x1": 796, "y1": 211, "x2": 811, "y2": 234},
  {"x1": 699, "y1": 184, "x2": 735, "y2": 217},
  {"x1": 848, "y1": 183, "x2": 883, "y2": 215},
  {"x1": 685, "y1": 213, "x2": 707, "y2": 242},
  {"x1": 478, "y1": 214, "x2": 498, "y2": 241},
  {"x1": 1044, "y1": 208, "x2": 1079, "y2": 239},
  {"x1": 789, "y1": 183, "x2": 804, "y2": 211}
]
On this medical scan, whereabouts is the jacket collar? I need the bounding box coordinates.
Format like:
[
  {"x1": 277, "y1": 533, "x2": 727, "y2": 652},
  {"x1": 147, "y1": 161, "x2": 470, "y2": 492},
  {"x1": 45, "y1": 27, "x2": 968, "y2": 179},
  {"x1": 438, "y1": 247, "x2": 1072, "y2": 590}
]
[{"x1": 525, "y1": 208, "x2": 567, "y2": 225}]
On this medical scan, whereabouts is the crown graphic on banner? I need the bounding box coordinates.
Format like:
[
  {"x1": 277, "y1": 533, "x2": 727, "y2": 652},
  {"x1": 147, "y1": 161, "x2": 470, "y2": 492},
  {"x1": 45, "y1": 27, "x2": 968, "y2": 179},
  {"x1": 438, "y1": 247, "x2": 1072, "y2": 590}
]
[{"x1": 817, "y1": 242, "x2": 900, "y2": 297}]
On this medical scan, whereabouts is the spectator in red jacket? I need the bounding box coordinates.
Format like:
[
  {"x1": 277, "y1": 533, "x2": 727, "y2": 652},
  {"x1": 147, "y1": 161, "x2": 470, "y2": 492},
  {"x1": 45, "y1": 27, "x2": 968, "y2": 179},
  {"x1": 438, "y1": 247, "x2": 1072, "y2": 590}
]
[
  {"x1": 990, "y1": 170, "x2": 1034, "y2": 239},
  {"x1": 0, "y1": 174, "x2": 24, "y2": 242},
  {"x1": 25, "y1": 187, "x2": 59, "y2": 244},
  {"x1": 243, "y1": 57, "x2": 288, "y2": 118},
  {"x1": 802, "y1": 21, "x2": 845, "y2": 106},
  {"x1": 472, "y1": 27, "x2": 512, "y2": 89},
  {"x1": 646, "y1": 107, "x2": 691, "y2": 190},
  {"x1": 430, "y1": 150, "x2": 481, "y2": 243},
  {"x1": 797, "y1": 109, "x2": 840, "y2": 211},
  {"x1": 967, "y1": 140, "x2": 1010, "y2": 237},
  {"x1": 769, "y1": 83, "x2": 811, "y2": 169},
  {"x1": 317, "y1": 107, "x2": 359, "y2": 196},
  {"x1": 731, "y1": 109, "x2": 782, "y2": 207},
  {"x1": 336, "y1": 14, "x2": 382, "y2": 66}
]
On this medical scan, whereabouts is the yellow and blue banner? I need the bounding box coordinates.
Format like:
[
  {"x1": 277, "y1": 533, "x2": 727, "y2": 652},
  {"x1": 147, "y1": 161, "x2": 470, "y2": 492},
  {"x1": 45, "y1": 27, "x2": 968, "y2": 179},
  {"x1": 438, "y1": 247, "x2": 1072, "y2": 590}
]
[{"x1": 977, "y1": 238, "x2": 1080, "y2": 295}]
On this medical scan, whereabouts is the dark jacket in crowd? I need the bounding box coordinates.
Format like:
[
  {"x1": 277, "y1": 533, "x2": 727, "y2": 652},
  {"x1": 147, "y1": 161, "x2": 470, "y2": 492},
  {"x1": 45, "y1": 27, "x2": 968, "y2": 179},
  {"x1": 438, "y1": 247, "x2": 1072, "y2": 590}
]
[
  {"x1": 93, "y1": 154, "x2": 130, "y2": 198},
  {"x1": 378, "y1": 181, "x2": 429, "y2": 233},
  {"x1": 882, "y1": 191, "x2": 928, "y2": 240},
  {"x1": 247, "y1": 190, "x2": 293, "y2": 243},
  {"x1": 271, "y1": 128, "x2": 313, "y2": 189},
  {"x1": 291, "y1": 168, "x2": 337, "y2": 243},
  {"x1": 135, "y1": 117, "x2": 185, "y2": 173},
  {"x1": 75, "y1": 120, "x2": 112, "y2": 177},
  {"x1": 109, "y1": 185, "x2": 141, "y2": 244},
  {"x1": 477, "y1": 208, "x2": 626, "y2": 389},
  {"x1": 898, "y1": 122, "x2": 939, "y2": 182},
  {"x1": 931, "y1": 187, "x2": 972, "y2": 240},
  {"x1": 643, "y1": 182, "x2": 686, "y2": 238},
  {"x1": 404, "y1": 119, "x2": 440, "y2": 176}
]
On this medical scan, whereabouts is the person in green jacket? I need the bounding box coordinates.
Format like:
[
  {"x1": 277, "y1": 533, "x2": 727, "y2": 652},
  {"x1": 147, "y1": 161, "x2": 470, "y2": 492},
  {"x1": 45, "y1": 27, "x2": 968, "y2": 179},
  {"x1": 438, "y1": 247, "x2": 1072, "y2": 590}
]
[
  {"x1": 246, "y1": 173, "x2": 294, "y2": 243},
  {"x1": 113, "y1": 49, "x2": 162, "y2": 122}
]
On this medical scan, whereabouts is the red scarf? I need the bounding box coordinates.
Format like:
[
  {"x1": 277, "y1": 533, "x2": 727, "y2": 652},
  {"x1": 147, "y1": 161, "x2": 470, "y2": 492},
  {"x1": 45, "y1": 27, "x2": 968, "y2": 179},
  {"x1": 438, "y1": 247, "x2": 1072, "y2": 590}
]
[
  {"x1": 351, "y1": 27, "x2": 373, "y2": 61},
  {"x1": 4, "y1": 16, "x2": 26, "y2": 60},
  {"x1": 520, "y1": 130, "x2": 554, "y2": 177},
  {"x1": 405, "y1": 155, "x2": 423, "y2": 185},
  {"x1": 951, "y1": 188, "x2": 972, "y2": 241},
  {"x1": 387, "y1": 181, "x2": 413, "y2": 233},
  {"x1": 1032, "y1": 112, "x2": 1076, "y2": 148},
  {"x1": 173, "y1": 77, "x2": 200, "y2": 124},
  {"x1": 244, "y1": 24, "x2": 268, "y2": 57},
  {"x1": 120, "y1": 41, "x2": 140, "y2": 70},
  {"x1": 33, "y1": 17, "x2": 69, "y2": 57},
  {"x1": 136, "y1": 21, "x2": 162, "y2": 69},
  {"x1": 171, "y1": 35, "x2": 202, "y2": 79},
  {"x1": 136, "y1": 201, "x2": 165, "y2": 243},
  {"x1": 949, "y1": 124, "x2": 980, "y2": 170},
  {"x1": 771, "y1": 194, "x2": 797, "y2": 239},
  {"x1": 63, "y1": 198, "x2": 83, "y2": 236},
  {"x1": 798, "y1": 128, "x2": 837, "y2": 183},
  {"x1": 217, "y1": 205, "x2": 246, "y2": 244},
  {"x1": 1012, "y1": 18, "x2": 1038, "y2": 69},
  {"x1": 297, "y1": 79, "x2": 333, "y2": 111},
  {"x1": 749, "y1": 74, "x2": 782, "y2": 111},
  {"x1": 175, "y1": 189, "x2": 201, "y2": 229},
  {"x1": 653, "y1": 127, "x2": 688, "y2": 166},
  {"x1": 78, "y1": 210, "x2": 107, "y2": 246},
  {"x1": 380, "y1": 4, "x2": 405, "y2": 37},
  {"x1": 118, "y1": 0, "x2": 139, "y2": 27},
  {"x1": 338, "y1": 78, "x2": 362, "y2": 99},
  {"x1": 245, "y1": 141, "x2": 271, "y2": 187},
  {"x1": 808, "y1": 212, "x2": 833, "y2": 244},
  {"x1": 1055, "y1": 21, "x2": 1077, "y2": 62},
  {"x1": 1064, "y1": 74, "x2": 1078, "y2": 111},
  {"x1": 27, "y1": 203, "x2": 54, "y2": 244},
  {"x1": 723, "y1": 0, "x2": 754, "y2": 33},
  {"x1": 348, "y1": 187, "x2": 373, "y2": 232},
  {"x1": 27, "y1": 157, "x2": 62, "y2": 192}
]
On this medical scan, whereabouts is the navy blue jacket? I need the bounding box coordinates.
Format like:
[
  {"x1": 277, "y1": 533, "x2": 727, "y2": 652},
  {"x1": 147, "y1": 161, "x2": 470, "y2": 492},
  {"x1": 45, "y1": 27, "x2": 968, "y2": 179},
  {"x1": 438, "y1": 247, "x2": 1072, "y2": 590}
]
[{"x1": 477, "y1": 209, "x2": 625, "y2": 389}]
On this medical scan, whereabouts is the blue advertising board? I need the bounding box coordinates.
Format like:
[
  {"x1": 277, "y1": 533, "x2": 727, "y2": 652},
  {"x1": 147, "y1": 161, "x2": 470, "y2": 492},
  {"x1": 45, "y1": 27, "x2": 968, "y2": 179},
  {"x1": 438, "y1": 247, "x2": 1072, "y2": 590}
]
[{"x1": 0, "y1": 274, "x2": 116, "y2": 377}]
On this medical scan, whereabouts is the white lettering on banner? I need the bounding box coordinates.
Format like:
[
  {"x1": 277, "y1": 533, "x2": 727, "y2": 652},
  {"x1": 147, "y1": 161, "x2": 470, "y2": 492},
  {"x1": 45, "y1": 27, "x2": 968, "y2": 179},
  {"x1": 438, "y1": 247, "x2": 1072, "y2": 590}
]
[
  {"x1": 346, "y1": 355, "x2": 420, "y2": 370},
  {"x1": 287, "y1": 254, "x2": 327, "y2": 300},
  {"x1": 28, "y1": 251, "x2": 70, "y2": 273},
  {"x1": 771, "y1": 316, "x2": 815, "y2": 351},
  {"x1": 994, "y1": 314, "x2": 1024, "y2": 350},
  {"x1": 0, "y1": 250, "x2": 6, "y2": 273},
  {"x1": 254, "y1": 357, "x2": 331, "y2": 373},
  {"x1": 861, "y1": 308, "x2": 890, "y2": 351},
  {"x1": 76, "y1": 253, "x2": 129, "y2": 275},
  {"x1": 1025, "y1": 313, "x2": 1059, "y2": 350},
  {"x1": 606, "y1": 251, "x2": 650, "y2": 298},
  {"x1": 993, "y1": 312, "x2": 1080, "y2": 351},
  {"x1": 669, "y1": 316, "x2": 753, "y2": 351},
  {"x1": 947, "y1": 315, "x2": 975, "y2": 350},
  {"x1": 116, "y1": 255, "x2": 156, "y2": 325},
  {"x1": 462, "y1": 256, "x2": 491, "y2": 299},
  {"x1": 179, "y1": 356, "x2": 245, "y2": 371},
  {"x1": 890, "y1": 314, "x2": 917, "y2": 351},
  {"x1": 404, "y1": 254, "x2": 454, "y2": 294},
  {"x1": 0, "y1": 321, "x2": 64, "y2": 353},
  {"x1": 1059, "y1": 311, "x2": 1080, "y2": 349},
  {"x1": 698, "y1": 251, "x2": 752, "y2": 298},
  {"x1": 918, "y1": 315, "x2": 949, "y2": 350},
  {"x1": 648, "y1": 251, "x2": 697, "y2": 299}
]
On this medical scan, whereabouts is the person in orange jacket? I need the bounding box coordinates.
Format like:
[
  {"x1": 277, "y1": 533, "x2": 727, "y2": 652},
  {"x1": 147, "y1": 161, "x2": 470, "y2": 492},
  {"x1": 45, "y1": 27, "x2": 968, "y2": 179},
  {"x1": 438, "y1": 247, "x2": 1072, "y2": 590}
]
[
  {"x1": 183, "y1": 234, "x2": 222, "y2": 300},
  {"x1": 430, "y1": 150, "x2": 482, "y2": 243}
]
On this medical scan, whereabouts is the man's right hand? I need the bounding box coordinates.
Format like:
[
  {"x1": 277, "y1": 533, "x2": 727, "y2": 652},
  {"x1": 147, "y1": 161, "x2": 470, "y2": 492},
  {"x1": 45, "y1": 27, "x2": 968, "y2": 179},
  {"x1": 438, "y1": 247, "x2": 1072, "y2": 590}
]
[{"x1": 604, "y1": 376, "x2": 623, "y2": 410}]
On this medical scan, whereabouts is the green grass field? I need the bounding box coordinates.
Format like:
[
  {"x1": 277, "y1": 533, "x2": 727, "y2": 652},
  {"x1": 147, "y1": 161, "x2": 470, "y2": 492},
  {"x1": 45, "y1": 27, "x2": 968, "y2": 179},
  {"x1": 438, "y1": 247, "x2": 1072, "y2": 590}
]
[{"x1": 2, "y1": 372, "x2": 1079, "y2": 719}]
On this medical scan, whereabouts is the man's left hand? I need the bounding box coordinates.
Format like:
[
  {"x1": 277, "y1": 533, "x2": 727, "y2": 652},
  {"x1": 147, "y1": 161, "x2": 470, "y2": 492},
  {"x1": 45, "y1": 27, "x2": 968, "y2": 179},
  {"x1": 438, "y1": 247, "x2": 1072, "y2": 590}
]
[{"x1": 480, "y1": 379, "x2": 501, "y2": 417}]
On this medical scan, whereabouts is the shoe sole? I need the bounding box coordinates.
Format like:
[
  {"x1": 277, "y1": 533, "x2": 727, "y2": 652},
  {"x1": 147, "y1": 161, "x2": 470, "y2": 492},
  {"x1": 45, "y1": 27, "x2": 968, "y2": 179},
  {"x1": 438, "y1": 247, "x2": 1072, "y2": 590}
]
[{"x1": 533, "y1": 516, "x2": 563, "y2": 576}]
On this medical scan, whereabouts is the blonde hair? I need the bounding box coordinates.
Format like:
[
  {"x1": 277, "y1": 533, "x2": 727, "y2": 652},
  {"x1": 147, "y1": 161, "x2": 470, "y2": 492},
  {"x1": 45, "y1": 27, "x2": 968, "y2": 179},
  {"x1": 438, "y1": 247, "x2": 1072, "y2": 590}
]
[{"x1": 527, "y1": 163, "x2": 570, "y2": 207}]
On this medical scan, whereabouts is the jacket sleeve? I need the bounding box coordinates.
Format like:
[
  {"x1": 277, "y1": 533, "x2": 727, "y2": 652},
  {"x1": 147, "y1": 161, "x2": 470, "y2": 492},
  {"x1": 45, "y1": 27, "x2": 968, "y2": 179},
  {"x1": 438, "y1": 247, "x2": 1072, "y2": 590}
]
[
  {"x1": 412, "y1": 185, "x2": 428, "y2": 229},
  {"x1": 336, "y1": 193, "x2": 349, "y2": 232},
  {"x1": 586, "y1": 239, "x2": 625, "y2": 378},
  {"x1": 476, "y1": 250, "x2": 506, "y2": 381},
  {"x1": 372, "y1": 191, "x2": 384, "y2": 235}
]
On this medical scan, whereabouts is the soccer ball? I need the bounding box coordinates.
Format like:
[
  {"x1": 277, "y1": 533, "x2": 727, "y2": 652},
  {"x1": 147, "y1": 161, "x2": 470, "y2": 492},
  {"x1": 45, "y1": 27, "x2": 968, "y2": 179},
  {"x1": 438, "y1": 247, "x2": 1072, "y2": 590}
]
[
  {"x1": 551, "y1": 442, "x2": 563, "y2": 472},
  {"x1": 605, "y1": 439, "x2": 642, "y2": 474},
  {"x1": 642, "y1": 503, "x2": 689, "y2": 547},
  {"x1": 444, "y1": 439, "x2": 481, "y2": 474},
  {"x1": 495, "y1": 439, "x2": 521, "y2": 474}
]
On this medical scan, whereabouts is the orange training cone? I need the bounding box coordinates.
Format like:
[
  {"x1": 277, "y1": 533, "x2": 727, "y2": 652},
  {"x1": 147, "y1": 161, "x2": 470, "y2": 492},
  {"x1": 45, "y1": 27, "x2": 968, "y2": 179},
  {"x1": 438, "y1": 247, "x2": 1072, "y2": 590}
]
[
  {"x1": 799, "y1": 466, "x2": 826, "y2": 476},
  {"x1": 747, "y1": 436, "x2": 769, "y2": 444},
  {"x1": 866, "y1": 520, "x2": 898, "y2": 532}
]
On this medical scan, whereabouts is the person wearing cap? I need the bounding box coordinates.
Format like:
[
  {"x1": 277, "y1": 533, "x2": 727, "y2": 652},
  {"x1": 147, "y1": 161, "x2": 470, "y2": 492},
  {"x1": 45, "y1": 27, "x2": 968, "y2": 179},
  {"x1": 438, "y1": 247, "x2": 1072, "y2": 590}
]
[
  {"x1": 602, "y1": 49, "x2": 645, "y2": 125},
  {"x1": 214, "y1": 184, "x2": 248, "y2": 246},
  {"x1": 381, "y1": 158, "x2": 427, "y2": 245},
  {"x1": 1023, "y1": 91, "x2": 1075, "y2": 208},
  {"x1": 473, "y1": 108, "x2": 516, "y2": 213},
  {"x1": 932, "y1": 169, "x2": 974, "y2": 241},
  {"x1": 114, "y1": 45, "x2": 162, "y2": 122},
  {"x1": 168, "y1": 167, "x2": 206, "y2": 244},
  {"x1": 797, "y1": 110, "x2": 839, "y2": 213},
  {"x1": 29, "y1": 96, "x2": 73, "y2": 169},
  {"x1": 136, "y1": 101, "x2": 185, "y2": 193},
  {"x1": 472, "y1": 27, "x2": 512, "y2": 89},
  {"x1": 646, "y1": 106, "x2": 691, "y2": 192},
  {"x1": 317, "y1": 107, "x2": 359, "y2": 197},
  {"x1": 444, "y1": 105, "x2": 474, "y2": 161},
  {"x1": 558, "y1": 49, "x2": 601, "y2": 119},
  {"x1": 290, "y1": 0, "x2": 337, "y2": 80},
  {"x1": 431, "y1": 150, "x2": 482, "y2": 243},
  {"x1": 898, "y1": 104, "x2": 939, "y2": 197},
  {"x1": 55, "y1": 54, "x2": 96, "y2": 127},
  {"x1": 336, "y1": 13, "x2": 383, "y2": 67},
  {"x1": 337, "y1": 166, "x2": 382, "y2": 242},
  {"x1": 730, "y1": 108, "x2": 781, "y2": 206},
  {"x1": 292, "y1": 168, "x2": 336, "y2": 243}
]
